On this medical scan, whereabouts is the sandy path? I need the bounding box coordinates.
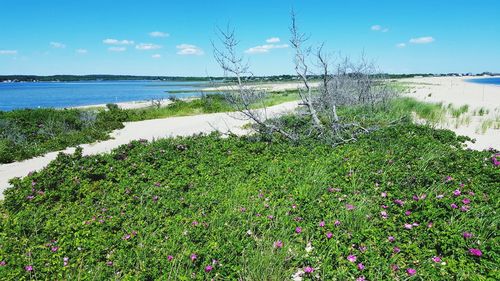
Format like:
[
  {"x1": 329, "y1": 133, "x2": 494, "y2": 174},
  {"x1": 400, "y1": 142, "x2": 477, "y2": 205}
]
[
  {"x1": 401, "y1": 76, "x2": 500, "y2": 150},
  {"x1": 0, "y1": 101, "x2": 299, "y2": 198}
]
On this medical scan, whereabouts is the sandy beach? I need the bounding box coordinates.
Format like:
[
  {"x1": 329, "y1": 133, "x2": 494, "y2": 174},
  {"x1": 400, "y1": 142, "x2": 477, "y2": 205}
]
[{"x1": 400, "y1": 76, "x2": 499, "y2": 150}]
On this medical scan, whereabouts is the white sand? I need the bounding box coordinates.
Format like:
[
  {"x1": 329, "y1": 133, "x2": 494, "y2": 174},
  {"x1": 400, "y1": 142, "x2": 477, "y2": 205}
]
[
  {"x1": 0, "y1": 101, "x2": 299, "y2": 198},
  {"x1": 400, "y1": 76, "x2": 500, "y2": 150}
]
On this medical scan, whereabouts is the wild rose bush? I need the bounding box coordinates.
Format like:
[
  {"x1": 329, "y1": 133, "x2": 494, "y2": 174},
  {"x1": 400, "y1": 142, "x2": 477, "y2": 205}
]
[{"x1": 0, "y1": 124, "x2": 498, "y2": 280}]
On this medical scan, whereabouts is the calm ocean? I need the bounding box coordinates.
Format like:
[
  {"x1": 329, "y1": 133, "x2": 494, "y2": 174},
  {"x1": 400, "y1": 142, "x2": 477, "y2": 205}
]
[
  {"x1": 467, "y1": 77, "x2": 500, "y2": 86},
  {"x1": 0, "y1": 80, "x2": 208, "y2": 111}
]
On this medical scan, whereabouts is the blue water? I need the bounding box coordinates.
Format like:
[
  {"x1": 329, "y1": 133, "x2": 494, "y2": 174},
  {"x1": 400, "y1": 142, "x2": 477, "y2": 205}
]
[
  {"x1": 467, "y1": 77, "x2": 500, "y2": 86},
  {"x1": 0, "y1": 80, "x2": 209, "y2": 111}
]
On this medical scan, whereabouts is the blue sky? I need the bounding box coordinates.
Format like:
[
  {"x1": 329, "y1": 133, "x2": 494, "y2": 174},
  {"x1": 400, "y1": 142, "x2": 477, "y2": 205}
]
[{"x1": 1, "y1": 0, "x2": 499, "y2": 76}]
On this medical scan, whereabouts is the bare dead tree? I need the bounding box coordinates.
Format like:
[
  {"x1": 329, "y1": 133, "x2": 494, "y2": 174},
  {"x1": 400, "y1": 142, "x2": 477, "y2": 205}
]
[
  {"x1": 212, "y1": 25, "x2": 297, "y2": 141},
  {"x1": 150, "y1": 97, "x2": 164, "y2": 109},
  {"x1": 289, "y1": 10, "x2": 323, "y2": 130}
]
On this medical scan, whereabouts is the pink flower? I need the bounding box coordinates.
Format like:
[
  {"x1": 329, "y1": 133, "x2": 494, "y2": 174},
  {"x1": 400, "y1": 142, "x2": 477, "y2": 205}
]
[
  {"x1": 319, "y1": 221, "x2": 325, "y2": 227},
  {"x1": 106, "y1": 261, "x2": 113, "y2": 266},
  {"x1": 436, "y1": 194, "x2": 444, "y2": 199},
  {"x1": 0, "y1": 261, "x2": 5, "y2": 266},
  {"x1": 326, "y1": 232, "x2": 333, "y2": 239},
  {"x1": 167, "y1": 255, "x2": 173, "y2": 261},
  {"x1": 152, "y1": 195, "x2": 159, "y2": 202},
  {"x1": 468, "y1": 191, "x2": 475, "y2": 196},
  {"x1": 295, "y1": 227, "x2": 302, "y2": 234},
  {"x1": 240, "y1": 207, "x2": 246, "y2": 212},
  {"x1": 405, "y1": 210, "x2": 412, "y2": 216},
  {"x1": 394, "y1": 199, "x2": 404, "y2": 206},
  {"x1": 334, "y1": 220, "x2": 341, "y2": 226},
  {"x1": 205, "y1": 265, "x2": 213, "y2": 273},
  {"x1": 388, "y1": 236, "x2": 395, "y2": 242},
  {"x1": 303, "y1": 266, "x2": 314, "y2": 274},
  {"x1": 453, "y1": 189, "x2": 461, "y2": 196},
  {"x1": 356, "y1": 277, "x2": 366, "y2": 281},
  {"x1": 463, "y1": 232, "x2": 473, "y2": 239},
  {"x1": 274, "y1": 240, "x2": 283, "y2": 248},
  {"x1": 461, "y1": 205, "x2": 470, "y2": 212},
  {"x1": 381, "y1": 192, "x2": 387, "y2": 197},
  {"x1": 391, "y1": 264, "x2": 399, "y2": 271},
  {"x1": 404, "y1": 223, "x2": 413, "y2": 230},
  {"x1": 407, "y1": 268, "x2": 417, "y2": 276},
  {"x1": 190, "y1": 254, "x2": 197, "y2": 261},
  {"x1": 267, "y1": 215, "x2": 274, "y2": 220},
  {"x1": 357, "y1": 263, "x2": 365, "y2": 270},
  {"x1": 445, "y1": 176, "x2": 453, "y2": 182},
  {"x1": 469, "y1": 248, "x2": 482, "y2": 257},
  {"x1": 346, "y1": 204, "x2": 355, "y2": 210},
  {"x1": 450, "y1": 203, "x2": 458, "y2": 209},
  {"x1": 347, "y1": 255, "x2": 357, "y2": 262},
  {"x1": 381, "y1": 205, "x2": 389, "y2": 209},
  {"x1": 393, "y1": 247, "x2": 401, "y2": 253},
  {"x1": 462, "y1": 198, "x2": 470, "y2": 204},
  {"x1": 63, "y1": 257, "x2": 69, "y2": 266},
  {"x1": 380, "y1": 211, "x2": 388, "y2": 219},
  {"x1": 51, "y1": 246, "x2": 59, "y2": 252},
  {"x1": 25, "y1": 265, "x2": 33, "y2": 271},
  {"x1": 427, "y1": 222, "x2": 433, "y2": 228},
  {"x1": 432, "y1": 256, "x2": 441, "y2": 263}
]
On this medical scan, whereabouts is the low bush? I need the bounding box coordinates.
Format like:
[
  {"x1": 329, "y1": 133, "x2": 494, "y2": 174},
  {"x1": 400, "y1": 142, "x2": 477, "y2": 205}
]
[{"x1": 0, "y1": 124, "x2": 498, "y2": 279}]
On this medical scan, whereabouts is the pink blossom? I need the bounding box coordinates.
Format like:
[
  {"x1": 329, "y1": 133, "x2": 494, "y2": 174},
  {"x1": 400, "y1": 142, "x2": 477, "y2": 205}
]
[
  {"x1": 469, "y1": 248, "x2": 482, "y2": 257},
  {"x1": 463, "y1": 232, "x2": 473, "y2": 239},
  {"x1": 106, "y1": 261, "x2": 113, "y2": 266},
  {"x1": 404, "y1": 223, "x2": 413, "y2": 230},
  {"x1": 334, "y1": 220, "x2": 341, "y2": 226},
  {"x1": 25, "y1": 265, "x2": 33, "y2": 271},
  {"x1": 205, "y1": 265, "x2": 213, "y2": 272},
  {"x1": 380, "y1": 211, "x2": 388, "y2": 219},
  {"x1": 319, "y1": 221, "x2": 325, "y2": 227},
  {"x1": 381, "y1": 192, "x2": 387, "y2": 197},
  {"x1": 190, "y1": 254, "x2": 197, "y2": 261},
  {"x1": 347, "y1": 255, "x2": 357, "y2": 262},
  {"x1": 453, "y1": 189, "x2": 461, "y2": 196},
  {"x1": 468, "y1": 191, "x2": 475, "y2": 196},
  {"x1": 450, "y1": 203, "x2": 458, "y2": 209},
  {"x1": 407, "y1": 268, "x2": 417, "y2": 276},
  {"x1": 436, "y1": 194, "x2": 444, "y2": 199},
  {"x1": 462, "y1": 198, "x2": 470, "y2": 204},
  {"x1": 356, "y1": 277, "x2": 366, "y2": 281},
  {"x1": 405, "y1": 210, "x2": 412, "y2": 216},
  {"x1": 326, "y1": 232, "x2": 333, "y2": 239},
  {"x1": 461, "y1": 205, "x2": 470, "y2": 212},
  {"x1": 381, "y1": 205, "x2": 389, "y2": 209},
  {"x1": 167, "y1": 255, "x2": 173, "y2": 261},
  {"x1": 274, "y1": 240, "x2": 283, "y2": 248},
  {"x1": 388, "y1": 236, "x2": 395, "y2": 242},
  {"x1": 346, "y1": 204, "x2": 355, "y2": 210},
  {"x1": 391, "y1": 264, "x2": 399, "y2": 271},
  {"x1": 51, "y1": 246, "x2": 59, "y2": 252},
  {"x1": 303, "y1": 266, "x2": 314, "y2": 274},
  {"x1": 393, "y1": 247, "x2": 401, "y2": 253},
  {"x1": 432, "y1": 256, "x2": 441, "y2": 263},
  {"x1": 394, "y1": 199, "x2": 404, "y2": 206},
  {"x1": 427, "y1": 222, "x2": 433, "y2": 228},
  {"x1": 445, "y1": 176, "x2": 453, "y2": 182},
  {"x1": 0, "y1": 261, "x2": 5, "y2": 266},
  {"x1": 357, "y1": 263, "x2": 365, "y2": 270},
  {"x1": 240, "y1": 207, "x2": 246, "y2": 212},
  {"x1": 295, "y1": 227, "x2": 302, "y2": 234},
  {"x1": 267, "y1": 215, "x2": 274, "y2": 220},
  {"x1": 63, "y1": 257, "x2": 69, "y2": 266}
]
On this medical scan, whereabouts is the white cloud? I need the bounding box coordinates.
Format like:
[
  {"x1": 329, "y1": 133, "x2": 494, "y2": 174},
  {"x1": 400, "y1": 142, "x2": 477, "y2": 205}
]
[
  {"x1": 76, "y1": 49, "x2": 88, "y2": 54},
  {"x1": 371, "y1": 25, "x2": 389, "y2": 32},
  {"x1": 108, "y1": 47, "x2": 126, "y2": 52},
  {"x1": 136, "y1": 43, "x2": 162, "y2": 50},
  {"x1": 0, "y1": 50, "x2": 17, "y2": 55},
  {"x1": 396, "y1": 43, "x2": 406, "y2": 48},
  {"x1": 409, "y1": 36, "x2": 435, "y2": 44},
  {"x1": 149, "y1": 31, "x2": 169, "y2": 38},
  {"x1": 152, "y1": 54, "x2": 161, "y2": 58},
  {"x1": 245, "y1": 44, "x2": 289, "y2": 54},
  {"x1": 266, "y1": 37, "x2": 280, "y2": 43},
  {"x1": 50, "y1": 42, "x2": 66, "y2": 48},
  {"x1": 176, "y1": 44, "x2": 204, "y2": 55},
  {"x1": 103, "y1": 39, "x2": 135, "y2": 45}
]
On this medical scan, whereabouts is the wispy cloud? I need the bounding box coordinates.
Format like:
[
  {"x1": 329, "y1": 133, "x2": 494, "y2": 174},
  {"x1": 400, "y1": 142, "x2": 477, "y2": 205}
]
[
  {"x1": 136, "y1": 43, "x2": 162, "y2": 50},
  {"x1": 396, "y1": 43, "x2": 406, "y2": 48},
  {"x1": 371, "y1": 25, "x2": 389, "y2": 32},
  {"x1": 103, "y1": 39, "x2": 135, "y2": 45},
  {"x1": 0, "y1": 50, "x2": 17, "y2": 55},
  {"x1": 245, "y1": 44, "x2": 289, "y2": 54},
  {"x1": 409, "y1": 36, "x2": 435, "y2": 44},
  {"x1": 266, "y1": 37, "x2": 281, "y2": 43},
  {"x1": 176, "y1": 44, "x2": 204, "y2": 55},
  {"x1": 108, "y1": 47, "x2": 126, "y2": 52},
  {"x1": 50, "y1": 42, "x2": 66, "y2": 48},
  {"x1": 149, "y1": 31, "x2": 169, "y2": 38},
  {"x1": 76, "y1": 49, "x2": 88, "y2": 54},
  {"x1": 152, "y1": 54, "x2": 161, "y2": 58}
]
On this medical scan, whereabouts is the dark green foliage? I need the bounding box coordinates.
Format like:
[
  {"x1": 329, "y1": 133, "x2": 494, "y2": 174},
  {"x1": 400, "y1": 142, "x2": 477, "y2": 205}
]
[
  {"x1": 0, "y1": 124, "x2": 498, "y2": 279},
  {"x1": 0, "y1": 108, "x2": 124, "y2": 163}
]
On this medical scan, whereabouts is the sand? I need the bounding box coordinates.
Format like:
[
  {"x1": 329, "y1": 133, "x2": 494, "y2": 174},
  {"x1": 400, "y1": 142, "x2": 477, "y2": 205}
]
[
  {"x1": 0, "y1": 101, "x2": 299, "y2": 198},
  {"x1": 400, "y1": 76, "x2": 500, "y2": 150}
]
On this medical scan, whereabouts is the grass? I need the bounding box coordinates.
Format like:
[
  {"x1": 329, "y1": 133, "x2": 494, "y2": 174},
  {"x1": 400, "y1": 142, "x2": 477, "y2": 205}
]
[{"x1": 0, "y1": 123, "x2": 498, "y2": 280}]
